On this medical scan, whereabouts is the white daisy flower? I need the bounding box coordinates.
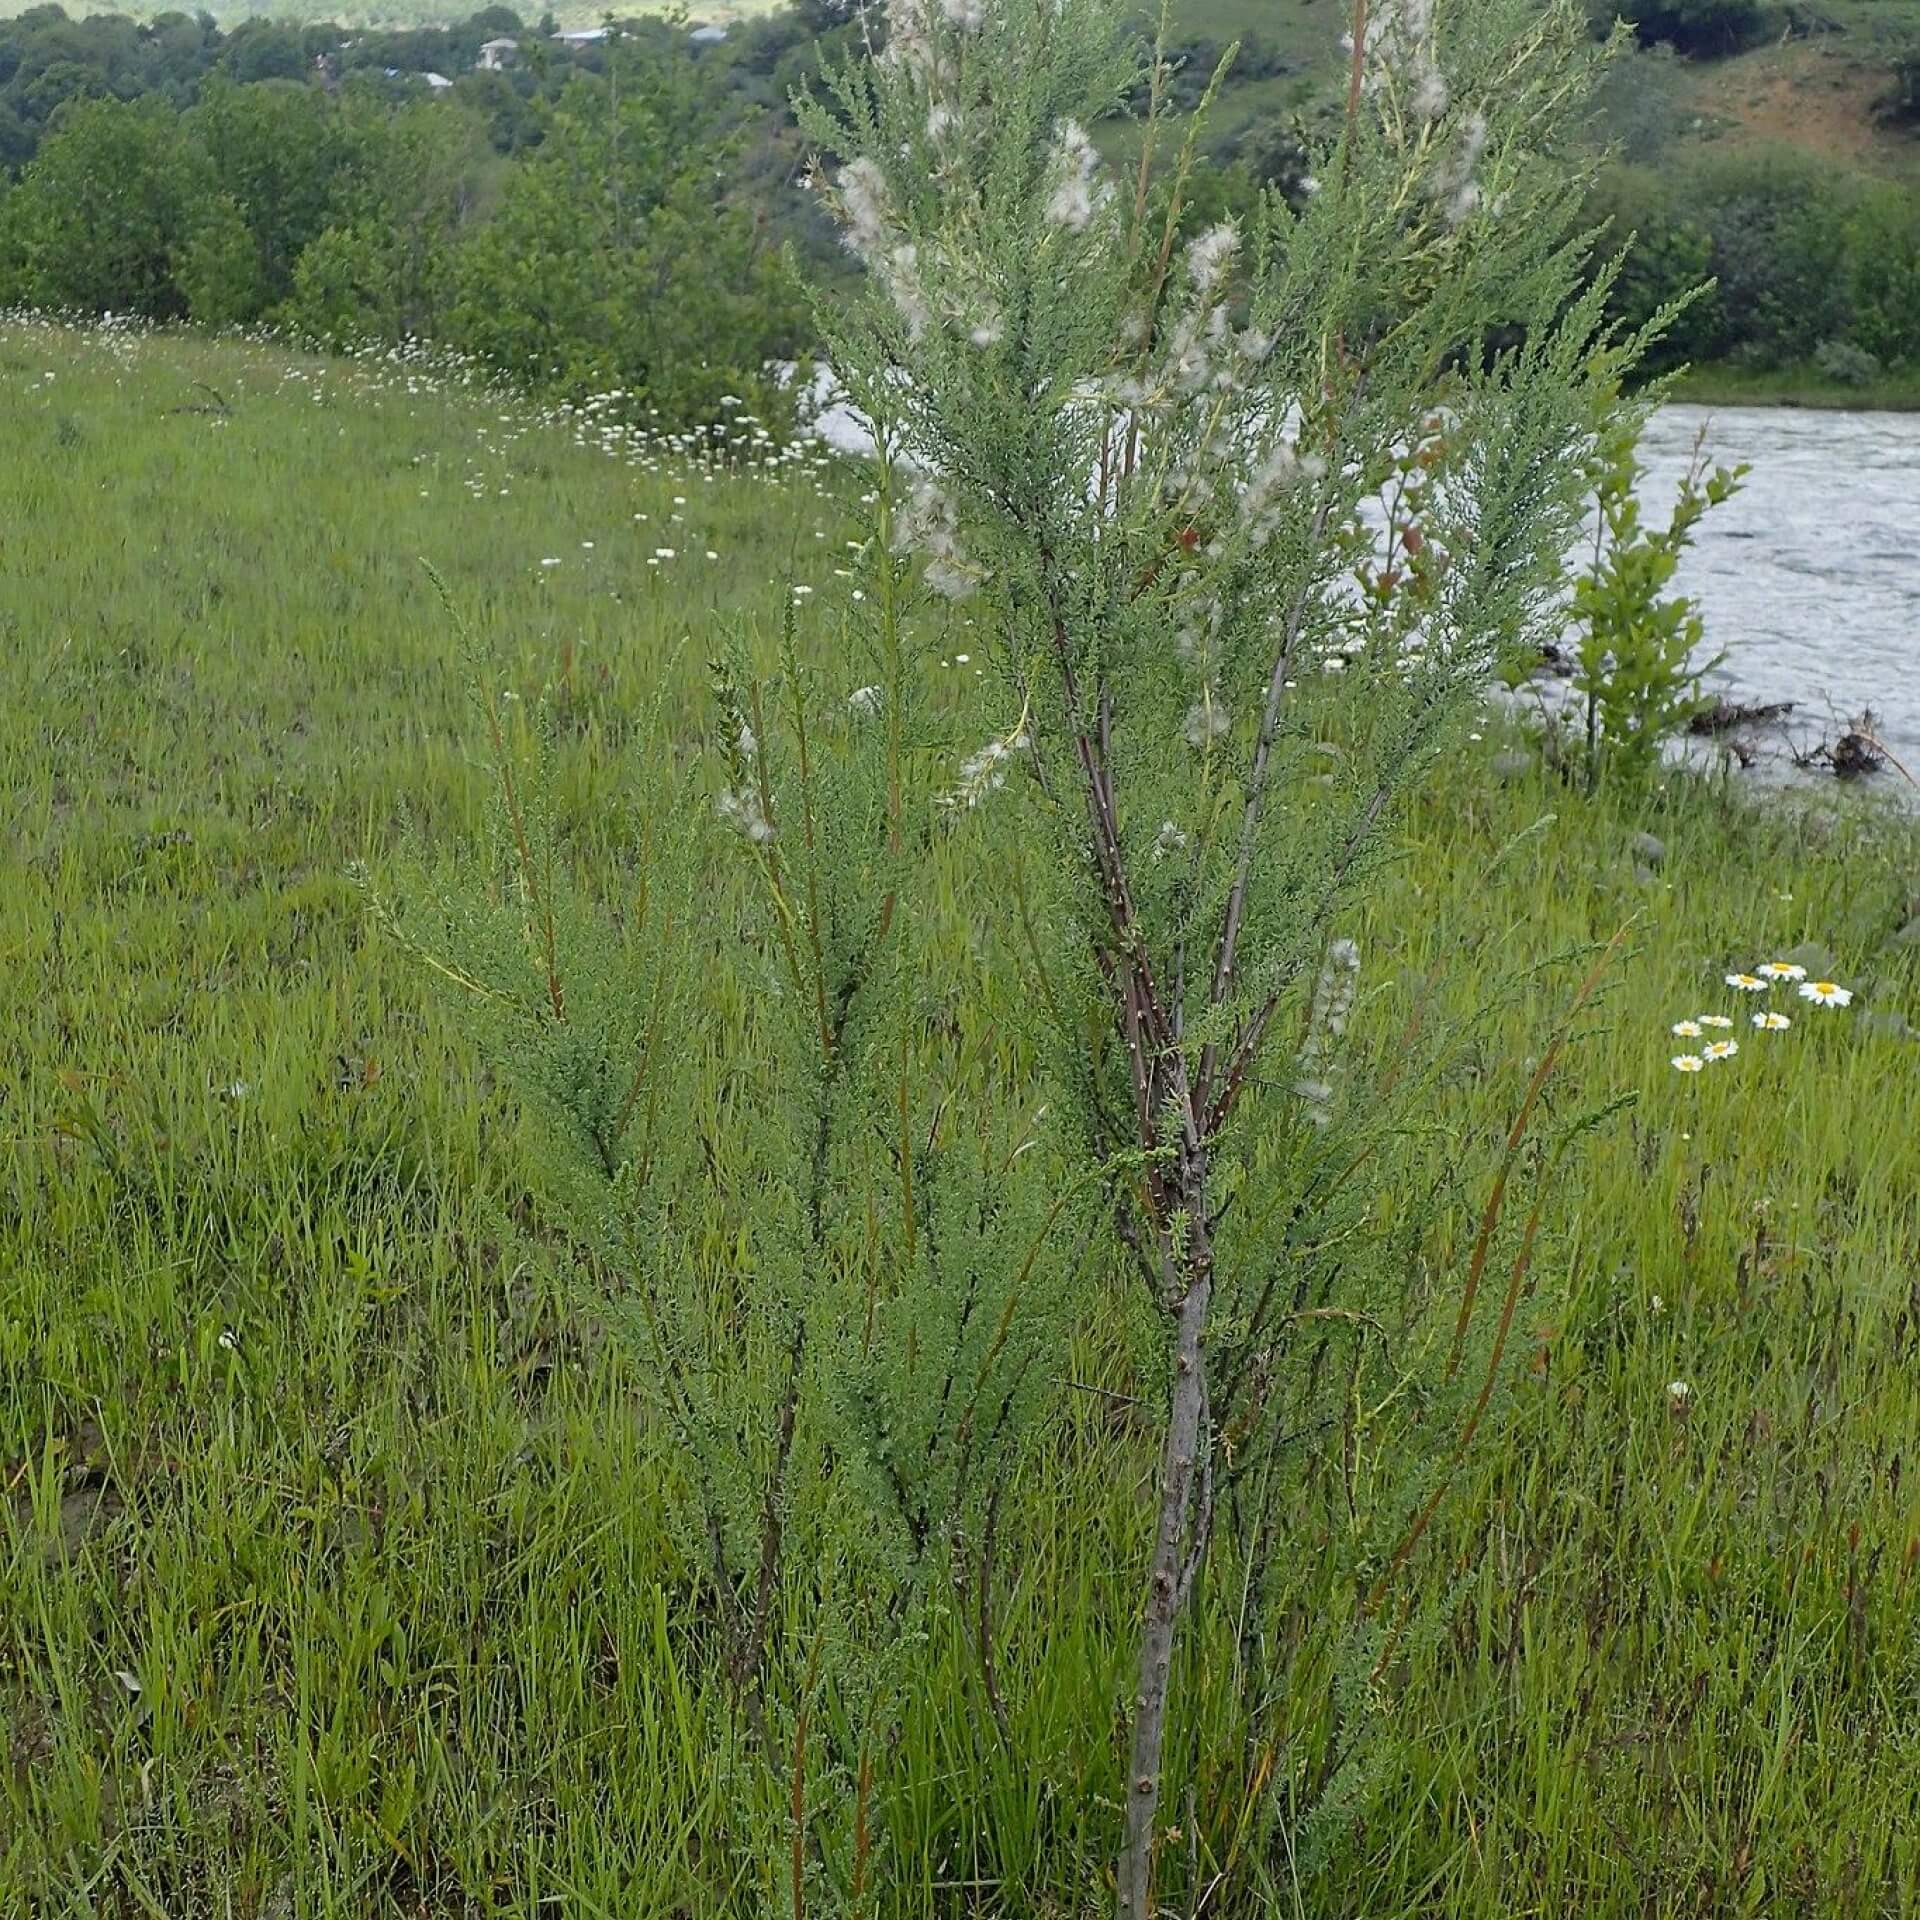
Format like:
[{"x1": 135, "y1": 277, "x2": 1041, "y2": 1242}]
[
  {"x1": 1752, "y1": 1011, "x2": 1791, "y2": 1031},
  {"x1": 1798, "y1": 979, "x2": 1853, "y2": 1008},
  {"x1": 1671, "y1": 1020, "x2": 1703, "y2": 1039},
  {"x1": 1671, "y1": 1054, "x2": 1706, "y2": 1074},
  {"x1": 1758, "y1": 962, "x2": 1806, "y2": 982},
  {"x1": 1725, "y1": 972, "x2": 1768, "y2": 993},
  {"x1": 1703, "y1": 1039, "x2": 1738, "y2": 1062},
  {"x1": 1697, "y1": 1015, "x2": 1735, "y2": 1030}
]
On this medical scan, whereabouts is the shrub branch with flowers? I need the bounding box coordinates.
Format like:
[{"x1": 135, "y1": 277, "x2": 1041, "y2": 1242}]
[{"x1": 797, "y1": 0, "x2": 1658, "y2": 1906}]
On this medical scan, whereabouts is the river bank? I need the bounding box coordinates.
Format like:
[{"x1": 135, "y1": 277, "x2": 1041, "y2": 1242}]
[{"x1": 1669, "y1": 364, "x2": 1920, "y2": 413}]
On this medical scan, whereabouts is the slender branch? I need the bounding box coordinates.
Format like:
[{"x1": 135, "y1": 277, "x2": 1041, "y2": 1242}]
[
  {"x1": 1205, "y1": 781, "x2": 1391, "y2": 1138},
  {"x1": 1197, "y1": 496, "x2": 1338, "y2": 1114},
  {"x1": 786, "y1": 657, "x2": 835, "y2": 1065}
]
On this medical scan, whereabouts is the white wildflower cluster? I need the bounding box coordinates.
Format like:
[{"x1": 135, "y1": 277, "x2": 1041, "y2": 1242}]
[
  {"x1": 838, "y1": 156, "x2": 893, "y2": 260},
  {"x1": 1353, "y1": 0, "x2": 1442, "y2": 115},
  {"x1": 881, "y1": 0, "x2": 983, "y2": 88},
  {"x1": 1345, "y1": 0, "x2": 1493, "y2": 222},
  {"x1": 1669, "y1": 960, "x2": 1851, "y2": 1073},
  {"x1": 1136, "y1": 227, "x2": 1278, "y2": 528},
  {"x1": 941, "y1": 723, "x2": 1031, "y2": 810},
  {"x1": 833, "y1": 157, "x2": 934, "y2": 341},
  {"x1": 1239, "y1": 436, "x2": 1327, "y2": 546},
  {"x1": 1296, "y1": 938, "x2": 1361, "y2": 1127},
  {"x1": 1433, "y1": 112, "x2": 1489, "y2": 227},
  {"x1": 716, "y1": 786, "x2": 776, "y2": 844},
  {"x1": 959, "y1": 286, "x2": 1006, "y2": 349},
  {"x1": 1174, "y1": 596, "x2": 1222, "y2": 674},
  {"x1": 1043, "y1": 119, "x2": 1112, "y2": 234},
  {"x1": 1185, "y1": 222, "x2": 1237, "y2": 297},
  {"x1": 837, "y1": 147, "x2": 1004, "y2": 347},
  {"x1": 848, "y1": 684, "x2": 884, "y2": 717},
  {"x1": 1161, "y1": 225, "x2": 1268, "y2": 401},
  {"x1": 1152, "y1": 819, "x2": 1188, "y2": 862},
  {"x1": 892, "y1": 478, "x2": 986, "y2": 599}
]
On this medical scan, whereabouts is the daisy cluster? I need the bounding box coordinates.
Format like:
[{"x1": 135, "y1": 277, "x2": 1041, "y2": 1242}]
[{"x1": 1670, "y1": 961, "x2": 1853, "y2": 1073}]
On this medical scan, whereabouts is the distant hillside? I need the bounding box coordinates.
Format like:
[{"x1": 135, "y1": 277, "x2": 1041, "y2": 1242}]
[
  {"x1": 1173, "y1": 0, "x2": 1920, "y2": 181},
  {"x1": 5, "y1": 0, "x2": 1919, "y2": 185}
]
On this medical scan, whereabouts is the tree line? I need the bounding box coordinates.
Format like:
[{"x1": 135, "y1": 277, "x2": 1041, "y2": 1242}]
[
  {"x1": 2, "y1": 0, "x2": 1918, "y2": 417},
  {"x1": 0, "y1": 13, "x2": 815, "y2": 422}
]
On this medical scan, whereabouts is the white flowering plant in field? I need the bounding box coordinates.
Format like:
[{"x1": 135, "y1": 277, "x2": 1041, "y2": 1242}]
[{"x1": 799, "y1": 0, "x2": 1655, "y2": 1906}]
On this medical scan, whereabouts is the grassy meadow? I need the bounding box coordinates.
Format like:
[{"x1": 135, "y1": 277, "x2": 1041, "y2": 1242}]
[{"x1": 6, "y1": 317, "x2": 1920, "y2": 1914}]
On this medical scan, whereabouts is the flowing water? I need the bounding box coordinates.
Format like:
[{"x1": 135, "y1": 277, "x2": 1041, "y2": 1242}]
[
  {"x1": 1621, "y1": 405, "x2": 1920, "y2": 774},
  {"x1": 806, "y1": 380, "x2": 1920, "y2": 776}
]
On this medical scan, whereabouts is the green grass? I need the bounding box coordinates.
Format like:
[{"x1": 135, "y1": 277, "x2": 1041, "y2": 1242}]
[
  {"x1": 1672, "y1": 361, "x2": 1920, "y2": 410},
  {"x1": 7, "y1": 318, "x2": 1920, "y2": 1915}
]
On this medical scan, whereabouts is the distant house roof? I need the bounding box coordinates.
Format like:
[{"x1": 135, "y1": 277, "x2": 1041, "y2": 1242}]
[
  {"x1": 553, "y1": 26, "x2": 609, "y2": 42},
  {"x1": 423, "y1": 71, "x2": 453, "y2": 88},
  {"x1": 688, "y1": 23, "x2": 728, "y2": 41},
  {"x1": 479, "y1": 36, "x2": 518, "y2": 51}
]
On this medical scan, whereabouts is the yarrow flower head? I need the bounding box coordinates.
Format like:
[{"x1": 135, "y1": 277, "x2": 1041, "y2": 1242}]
[
  {"x1": 1752, "y1": 1010, "x2": 1791, "y2": 1031},
  {"x1": 1725, "y1": 972, "x2": 1768, "y2": 993},
  {"x1": 1798, "y1": 979, "x2": 1853, "y2": 1008},
  {"x1": 1671, "y1": 1054, "x2": 1705, "y2": 1074}
]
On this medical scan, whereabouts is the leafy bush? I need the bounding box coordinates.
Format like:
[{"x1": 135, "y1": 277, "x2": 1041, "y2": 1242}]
[
  {"x1": 1692, "y1": 148, "x2": 1854, "y2": 365},
  {"x1": 1887, "y1": 44, "x2": 1920, "y2": 125},
  {"x1": 1570, "y1": 412, "x2": 1745, "y2": 789},
  {"x1": 1812, "y1": 337, "x2": 1883, "y2": 386},
  {"x1": 1583, "y1": 163, "x2": 1723, "y2": 370},
  {"x1": 0, "y1": 96, "x2": 214, "y2": 319},
  {"x1": 1587, "y1": 147, "x2": 1880, "y2": 375},
  {"x1": 1845, "y1": 183, "x2": 1920, "y2": 367},
  {"x1": 440, "y1": 64, "x2": 804, "y2": 420}
]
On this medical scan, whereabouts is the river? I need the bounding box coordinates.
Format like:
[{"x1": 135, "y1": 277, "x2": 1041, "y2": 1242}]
[
  {"x1": 805, "y1": 383, "x2": 1919, "y2": 774},
  {"x1": 1638, "y1": 405, "x2": 1920, "y2": 776}
]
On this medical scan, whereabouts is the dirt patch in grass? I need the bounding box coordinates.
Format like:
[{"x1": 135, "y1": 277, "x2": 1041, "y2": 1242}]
[{"x1": 1683, "y1": 43, "x2": 1917, "y2": 172}]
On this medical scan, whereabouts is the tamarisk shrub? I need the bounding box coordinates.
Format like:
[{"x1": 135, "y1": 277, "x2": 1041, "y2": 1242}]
[{"x1": 797, "y1": 0, "x2": 1652, "y2": 1908}]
